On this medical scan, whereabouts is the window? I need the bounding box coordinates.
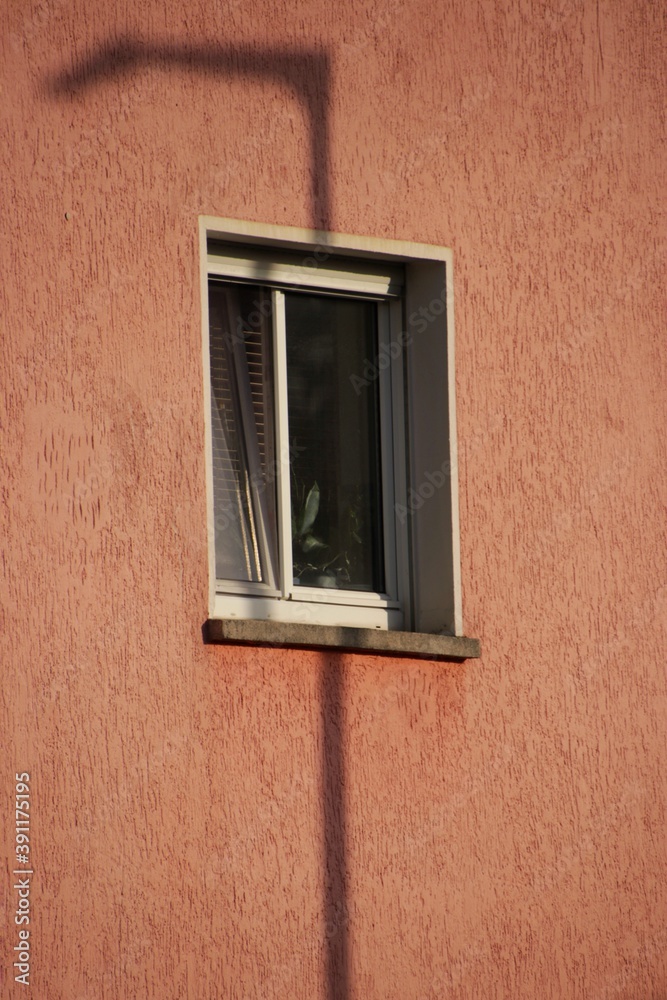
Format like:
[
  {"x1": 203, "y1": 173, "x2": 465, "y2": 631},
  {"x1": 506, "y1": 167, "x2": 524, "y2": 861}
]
[{"x1": 201, "y1": 218, "x2": 474, "y2": 652}]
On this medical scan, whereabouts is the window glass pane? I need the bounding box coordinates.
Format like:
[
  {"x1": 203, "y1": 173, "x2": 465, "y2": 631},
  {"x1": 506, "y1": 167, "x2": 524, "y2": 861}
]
[
  {"x1": 209, "y1": 282, "x2": 278, "y2": 585},
  {"x1": 285, "y1": 293, "x2": 385, "y2": 592}
]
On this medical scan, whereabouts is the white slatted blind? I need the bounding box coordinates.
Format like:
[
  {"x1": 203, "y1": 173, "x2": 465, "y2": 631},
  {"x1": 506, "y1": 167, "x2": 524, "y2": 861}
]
[{"x1": 208, "y1": 282, "x2": 277, "y2": 586}]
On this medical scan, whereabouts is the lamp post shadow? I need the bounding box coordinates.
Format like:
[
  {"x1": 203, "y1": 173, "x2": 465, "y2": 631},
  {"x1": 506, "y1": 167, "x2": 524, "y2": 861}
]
[
  {"x1": 44, "y1": 38, "x2": 331, "y2": 232},
  {"x1": 45, "y1": 38, "x2": 348, "y2": 998},
  {"x1": 320, "y1": 652, "x2": 349, "y2": 1000}
]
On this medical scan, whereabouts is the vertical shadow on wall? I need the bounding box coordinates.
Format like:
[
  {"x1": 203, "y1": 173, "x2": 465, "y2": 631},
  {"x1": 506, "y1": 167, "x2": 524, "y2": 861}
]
[
  {"x1": 320, "y1": 653, "x2": 349, "y2": 999},
  {"x1": 45, "y1": 38, "x2": 345, "y2": 997}
]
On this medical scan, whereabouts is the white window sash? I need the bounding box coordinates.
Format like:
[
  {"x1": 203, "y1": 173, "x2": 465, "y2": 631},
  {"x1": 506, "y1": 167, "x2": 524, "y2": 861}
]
[{"x1": 212, "y1": 283, "x2": 404, "y2": 624}]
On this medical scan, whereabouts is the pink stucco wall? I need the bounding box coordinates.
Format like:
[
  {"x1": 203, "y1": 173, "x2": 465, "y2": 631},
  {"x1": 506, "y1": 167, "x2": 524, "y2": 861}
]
[{"x1": 1, "y1": 0, "x2": 666, "y2": 996}]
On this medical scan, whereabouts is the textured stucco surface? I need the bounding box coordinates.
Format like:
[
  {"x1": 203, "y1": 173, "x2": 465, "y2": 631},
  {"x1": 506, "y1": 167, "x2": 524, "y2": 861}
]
[{"x1": 1, "y1": 0, "x2": 666, "y2": 997}]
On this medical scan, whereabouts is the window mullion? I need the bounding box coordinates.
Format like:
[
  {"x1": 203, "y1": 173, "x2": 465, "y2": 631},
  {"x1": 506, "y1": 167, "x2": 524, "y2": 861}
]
[
  {"x1": 389, "y1": 297, "x2": 411, "y2": 628},
  {"x1": 272, "y1": 289, "x2": 294, "y2": 599},
  {"x1": 377, "y1": 302, "x2": 399, "y2": 602}
]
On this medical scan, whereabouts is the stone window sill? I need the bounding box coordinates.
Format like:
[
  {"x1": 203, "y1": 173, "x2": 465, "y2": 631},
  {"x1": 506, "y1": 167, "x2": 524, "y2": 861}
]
[{"x1": 205, "y1": 619, "x2": 481, "y2": 660}]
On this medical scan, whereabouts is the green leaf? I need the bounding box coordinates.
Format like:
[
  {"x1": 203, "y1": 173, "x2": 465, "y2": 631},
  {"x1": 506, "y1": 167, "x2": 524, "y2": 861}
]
[
  {"x1": 301, "y1": 534, "x2": 326, "y2": 553},
  {"x1": 300, "y1": 482, "x2": 320, "y2": 535}
]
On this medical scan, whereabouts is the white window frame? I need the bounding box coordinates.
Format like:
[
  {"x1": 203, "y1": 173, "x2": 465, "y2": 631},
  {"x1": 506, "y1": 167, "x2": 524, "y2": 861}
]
[{"x1": 200, "y1": 217, "x2": 464, "y2": 637}]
